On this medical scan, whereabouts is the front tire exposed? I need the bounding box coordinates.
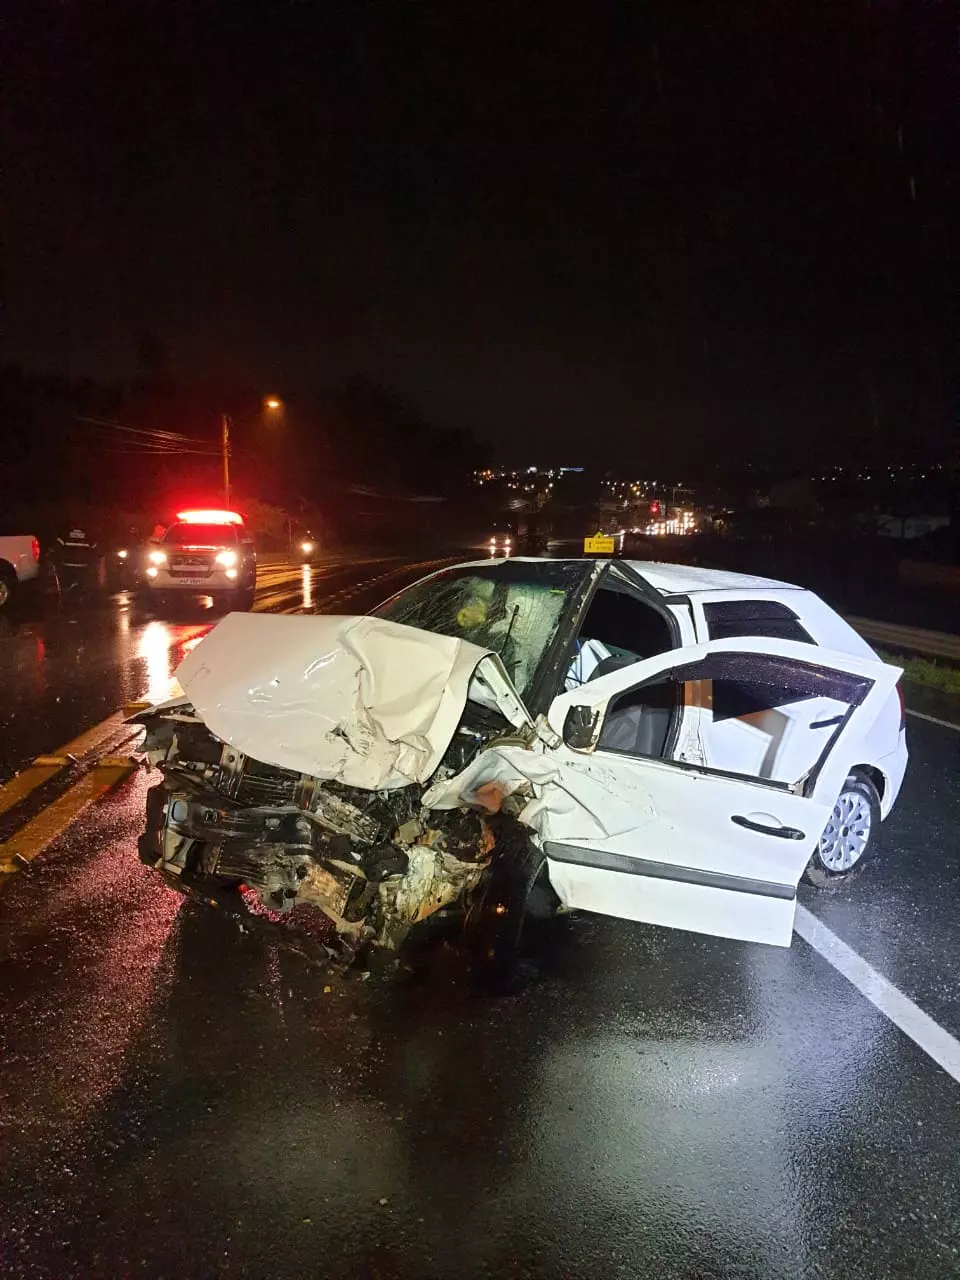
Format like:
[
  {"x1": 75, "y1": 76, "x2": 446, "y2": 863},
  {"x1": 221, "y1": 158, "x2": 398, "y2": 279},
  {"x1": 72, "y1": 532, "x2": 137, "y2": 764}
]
[
  {"x1": 803, "y1": 772, "x2": 881, "y2": 890},
  {"x1": 468, "y1": 819, "x2": 558, "y2": 995}
]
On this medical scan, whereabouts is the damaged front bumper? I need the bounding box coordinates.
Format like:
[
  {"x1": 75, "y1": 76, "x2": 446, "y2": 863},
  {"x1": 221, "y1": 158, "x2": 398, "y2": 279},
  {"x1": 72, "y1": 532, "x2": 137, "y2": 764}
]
[
  {"x1": 139, "y1": 756, "x2": 495, "y2": 952},
  {"x1": 133, "y1": 611, "x2": 559, "y2": 957}
]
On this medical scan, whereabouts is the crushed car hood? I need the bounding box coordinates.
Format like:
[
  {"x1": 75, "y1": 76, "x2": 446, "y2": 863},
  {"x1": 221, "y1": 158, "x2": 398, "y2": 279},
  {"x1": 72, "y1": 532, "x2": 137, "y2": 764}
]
[{"x1": 174, "y1": 612, "x2": 532, "y2": 789}]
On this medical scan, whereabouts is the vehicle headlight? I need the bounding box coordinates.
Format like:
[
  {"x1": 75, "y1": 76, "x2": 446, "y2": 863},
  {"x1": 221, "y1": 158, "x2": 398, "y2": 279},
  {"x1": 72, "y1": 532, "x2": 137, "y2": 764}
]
[
  {"x1": 117, "y1": 548, "x2": 128, "y2": 559},
  {"x1": 300, "y1": 541, "x2": 314, "y2": 554},
  {"x1": 148, "y1": 550, "x2": 167, "y2": 566},
  {"x1": 215, "y1": 549, "x2": 239, "y2": 567}
]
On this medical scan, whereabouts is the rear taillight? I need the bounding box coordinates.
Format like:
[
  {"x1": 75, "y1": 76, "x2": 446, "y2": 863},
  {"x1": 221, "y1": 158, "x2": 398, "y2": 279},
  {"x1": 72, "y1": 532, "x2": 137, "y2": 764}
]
[
  {"x1": 31, "y1": 538, "x2": 40, "y2": 563},
  {"x1": 896, "y1": 680, "x2": 905, "y2": 731}
]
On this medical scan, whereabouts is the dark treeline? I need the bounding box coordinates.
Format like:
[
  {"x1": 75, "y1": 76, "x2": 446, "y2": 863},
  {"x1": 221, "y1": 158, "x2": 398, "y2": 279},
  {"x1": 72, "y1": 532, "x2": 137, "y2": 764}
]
[{"x1": 0, "y1": 363, "x2": 489, "y2": 546}]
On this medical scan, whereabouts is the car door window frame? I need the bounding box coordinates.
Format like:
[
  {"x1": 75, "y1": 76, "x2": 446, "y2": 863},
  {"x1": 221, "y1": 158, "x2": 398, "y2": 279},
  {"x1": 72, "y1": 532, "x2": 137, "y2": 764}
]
[
  {"x1": 703, "y1": 598, "x2": 815, "y2": 645},
  {"x1": 549, "y1": 637, "x2": 898, "y2": 808},
  {"x1": 690, "y1": 592, "x2": 816, "y2": 647},
  {"x1": 594, "y1": 651, "x2": 869, "y2": 795},
  {"x1": 542, "y1": 561, "x2": 682, "y2": 709}
]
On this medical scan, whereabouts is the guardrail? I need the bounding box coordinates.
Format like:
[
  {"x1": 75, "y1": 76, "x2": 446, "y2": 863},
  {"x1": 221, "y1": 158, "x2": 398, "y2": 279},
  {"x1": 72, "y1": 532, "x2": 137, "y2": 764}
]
[{"x1": 846, "y1": 616, "x2": 960, "y2": 663}]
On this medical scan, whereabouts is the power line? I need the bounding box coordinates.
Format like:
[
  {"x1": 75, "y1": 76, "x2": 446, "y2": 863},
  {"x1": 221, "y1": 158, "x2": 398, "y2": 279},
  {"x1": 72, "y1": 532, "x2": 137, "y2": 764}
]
[
  {"x1": 99, "y1": 445, "x2": 222, "y2": 456},
  {"x1": 75, "y1": 414, "x2": 213, "y2": 448}
]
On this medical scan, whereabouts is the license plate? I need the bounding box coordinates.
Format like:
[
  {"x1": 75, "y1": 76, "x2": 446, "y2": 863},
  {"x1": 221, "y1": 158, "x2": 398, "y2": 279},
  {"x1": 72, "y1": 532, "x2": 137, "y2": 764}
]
[{"x1": 174, "y1": 577, "x2": 206, "y2": 586}]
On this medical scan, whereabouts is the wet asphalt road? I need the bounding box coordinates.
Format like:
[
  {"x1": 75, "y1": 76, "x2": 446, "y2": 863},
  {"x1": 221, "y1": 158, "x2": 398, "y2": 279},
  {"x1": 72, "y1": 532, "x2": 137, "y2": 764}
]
[{"x1": 1, "y1": 554, "x2": 959, "y2": 1278}]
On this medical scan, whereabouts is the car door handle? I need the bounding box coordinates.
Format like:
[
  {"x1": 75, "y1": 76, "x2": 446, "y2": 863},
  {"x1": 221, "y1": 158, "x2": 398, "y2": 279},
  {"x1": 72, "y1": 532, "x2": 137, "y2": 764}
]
[
  {"x1": 809, "y1": 714, "x2": 844, "y2": 730},
  {"x1": 731, "y1": 815, "x2": 806, "y2": 840}
]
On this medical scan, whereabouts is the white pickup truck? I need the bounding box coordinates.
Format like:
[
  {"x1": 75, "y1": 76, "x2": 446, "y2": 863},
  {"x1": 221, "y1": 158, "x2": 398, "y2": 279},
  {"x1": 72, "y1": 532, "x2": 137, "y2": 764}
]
[{"x1": 0, "y1": 534, "x2": 41, "y2": 610}]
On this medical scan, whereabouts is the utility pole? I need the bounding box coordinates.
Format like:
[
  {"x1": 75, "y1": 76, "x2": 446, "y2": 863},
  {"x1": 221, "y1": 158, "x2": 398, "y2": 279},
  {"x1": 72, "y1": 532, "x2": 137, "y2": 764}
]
[{"x1": 221, "y1": 413, "x2": 231, "y2": 503}]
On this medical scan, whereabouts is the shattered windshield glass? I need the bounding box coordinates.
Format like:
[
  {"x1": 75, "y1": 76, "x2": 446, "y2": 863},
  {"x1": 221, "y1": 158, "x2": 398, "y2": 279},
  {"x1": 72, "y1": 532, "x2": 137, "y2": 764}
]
[{"x1": 373, "y1": 560, "x2": 589, "y2": 700}]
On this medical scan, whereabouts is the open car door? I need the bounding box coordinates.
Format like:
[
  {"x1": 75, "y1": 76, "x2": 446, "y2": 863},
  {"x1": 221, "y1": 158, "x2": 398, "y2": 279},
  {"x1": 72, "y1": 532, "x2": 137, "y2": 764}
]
[{"x1": 542, "y1": 637, "x2": 901, "y2": 947}]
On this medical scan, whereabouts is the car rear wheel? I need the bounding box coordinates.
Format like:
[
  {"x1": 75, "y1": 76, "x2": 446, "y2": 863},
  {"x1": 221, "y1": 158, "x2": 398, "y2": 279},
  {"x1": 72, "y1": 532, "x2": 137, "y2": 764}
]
[{"x1": 803, "y1": 772, "x2": 880, "y2": 889}]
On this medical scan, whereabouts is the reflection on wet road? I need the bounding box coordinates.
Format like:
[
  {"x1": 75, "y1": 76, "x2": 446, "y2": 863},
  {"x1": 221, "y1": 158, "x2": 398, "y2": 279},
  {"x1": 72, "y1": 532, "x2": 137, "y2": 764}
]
[
  {"x1": 1, "y1": 727, "x2": 959, "y2": 1278},
  {"x1": 136, "y1": 619, "x2": 207, "y2": 705}
]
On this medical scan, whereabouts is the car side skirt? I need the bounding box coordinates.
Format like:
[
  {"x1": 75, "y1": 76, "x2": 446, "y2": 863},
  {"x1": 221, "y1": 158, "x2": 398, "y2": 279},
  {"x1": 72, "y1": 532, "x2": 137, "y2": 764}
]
[{"x1": 544, "y1": 842, "x2": 797, "y2": 947}]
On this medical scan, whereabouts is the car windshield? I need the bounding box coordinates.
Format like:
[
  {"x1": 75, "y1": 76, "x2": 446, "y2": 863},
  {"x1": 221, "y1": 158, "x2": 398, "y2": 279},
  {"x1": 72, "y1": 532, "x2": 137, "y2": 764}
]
[
  {"x1": 163, "y1": 523, "x2": 239, "y2": 545},
  {"x1": 373, "y1": 560, "x2": 589, "y2": 700}
]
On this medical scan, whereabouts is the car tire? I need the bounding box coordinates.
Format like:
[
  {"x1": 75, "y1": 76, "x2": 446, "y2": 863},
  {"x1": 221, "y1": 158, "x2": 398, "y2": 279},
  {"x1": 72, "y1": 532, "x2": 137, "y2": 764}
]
[
  {"x1": 468, "y1": 818, "x2": 559, "y2": 995},
  {"x1": 0, "y1": 564, "x2": 16, "y2": 611},
  {"x1": 802, "y1": 772, "x2": 881, "y2": 890}
]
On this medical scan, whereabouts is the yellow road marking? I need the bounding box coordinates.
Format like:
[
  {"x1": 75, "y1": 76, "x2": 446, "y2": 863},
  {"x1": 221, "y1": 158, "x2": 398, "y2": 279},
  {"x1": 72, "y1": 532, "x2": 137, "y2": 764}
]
[
  {"x1": 59, "y1": 711, "x2": 126, "y2": 757},
  {"x1": 0, "y1": 763, "x2": 65, "y2": 817},
  {"x1": 0, "y1": 758, "x2": 138, "y2": 873},
  {"x1": 0, "y1": 711, "x2": 130, "y2": 819}
]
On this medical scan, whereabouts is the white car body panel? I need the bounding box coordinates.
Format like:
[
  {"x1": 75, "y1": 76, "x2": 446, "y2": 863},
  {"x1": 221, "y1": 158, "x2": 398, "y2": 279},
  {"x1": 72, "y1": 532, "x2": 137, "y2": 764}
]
[
  {"x1": 174, "y1": 611, "x2": 527, "y2": 791},
  {"x1": 0, "y1": 534, "x2": 40, "y2": 584},
  {"x1": 382, "y1": 555, "x2": 908, "y2": 816},
  {"x1": 680, "y1": 584, "x2": 905, "y2": 814},
  {"x1": 426, "y1": 636, "x2": 900, "y2": 948},
  {"x1": 685, "y1": 586, "x2": 874, "y2": 657},
  {"x1": 546, "y1": 637, "x2": 900, "y2": 809},
  {"x1": 540, "y1": 637, "x2": 900, "y2": 946},
  {"x1": 624, "y1": 561, "x2": 797, "y2": 594},
  {"x1": 164, "y1": 558, "x2": 909, "y2": 953}
]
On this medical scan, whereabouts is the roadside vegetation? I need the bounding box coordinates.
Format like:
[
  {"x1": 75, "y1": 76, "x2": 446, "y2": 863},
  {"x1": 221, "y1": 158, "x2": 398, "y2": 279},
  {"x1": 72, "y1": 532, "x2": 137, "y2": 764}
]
[{"x1": 877, "y1": 649, "x2": 960, "y2": 696}]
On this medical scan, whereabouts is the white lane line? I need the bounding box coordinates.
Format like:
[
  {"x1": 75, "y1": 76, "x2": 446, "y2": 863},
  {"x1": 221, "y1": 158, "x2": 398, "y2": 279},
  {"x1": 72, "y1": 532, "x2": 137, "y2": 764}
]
[
  {"x1": 905, "y1": 707, "x2": 960, "y2": 732},
  {"x1": 794, "y1": 904, "x2": 960, "y2": 1084}
]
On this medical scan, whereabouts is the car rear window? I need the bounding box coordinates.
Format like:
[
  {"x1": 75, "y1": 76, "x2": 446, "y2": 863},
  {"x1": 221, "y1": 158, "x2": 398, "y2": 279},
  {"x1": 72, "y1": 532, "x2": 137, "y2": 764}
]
[
  {"x1": 163, "y1": 523, "x2": 239, "y2": 545},
  {"x1": 703, "y1": 599, "x2": 814, "y2": 644}
]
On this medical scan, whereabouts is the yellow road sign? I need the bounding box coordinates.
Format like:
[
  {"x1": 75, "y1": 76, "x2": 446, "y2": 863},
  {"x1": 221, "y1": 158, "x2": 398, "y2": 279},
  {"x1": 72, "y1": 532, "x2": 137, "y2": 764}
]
[{"x1": 584, "y1": 533, "x2": 616, "y2": 555}]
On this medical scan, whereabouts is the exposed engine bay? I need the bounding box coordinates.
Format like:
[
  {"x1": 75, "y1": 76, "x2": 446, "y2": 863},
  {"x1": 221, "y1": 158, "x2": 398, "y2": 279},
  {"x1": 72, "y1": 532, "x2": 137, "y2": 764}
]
[{"x1": 136, "y1": 700, "x2": 524, "y2": 954}]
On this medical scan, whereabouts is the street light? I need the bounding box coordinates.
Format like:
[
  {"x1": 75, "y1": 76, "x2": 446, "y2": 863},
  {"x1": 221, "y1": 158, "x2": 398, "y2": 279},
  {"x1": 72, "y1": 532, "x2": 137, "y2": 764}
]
[{"x1": 221, "y1": 396, "x2": 284, "y2": 502}]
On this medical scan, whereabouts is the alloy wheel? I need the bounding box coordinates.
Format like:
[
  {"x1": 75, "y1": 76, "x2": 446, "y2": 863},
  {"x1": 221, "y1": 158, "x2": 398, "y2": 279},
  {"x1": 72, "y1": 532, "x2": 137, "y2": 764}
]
[{"x1": 818, "y1": 788, "x2": 872, "y2": 872}]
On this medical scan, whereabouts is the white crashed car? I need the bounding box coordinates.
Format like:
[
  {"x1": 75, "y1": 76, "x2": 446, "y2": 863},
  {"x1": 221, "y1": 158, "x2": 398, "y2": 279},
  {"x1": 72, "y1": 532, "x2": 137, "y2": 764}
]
[{"x1": 136, "y1": 558, "x2": 907, "y2": 989}]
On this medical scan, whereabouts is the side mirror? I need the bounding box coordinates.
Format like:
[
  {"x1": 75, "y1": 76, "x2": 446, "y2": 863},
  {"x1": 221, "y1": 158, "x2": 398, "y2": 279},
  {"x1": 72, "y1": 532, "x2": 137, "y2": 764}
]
[{"x1": 563, "y1": 704, "x2": 600, "y2": 752}]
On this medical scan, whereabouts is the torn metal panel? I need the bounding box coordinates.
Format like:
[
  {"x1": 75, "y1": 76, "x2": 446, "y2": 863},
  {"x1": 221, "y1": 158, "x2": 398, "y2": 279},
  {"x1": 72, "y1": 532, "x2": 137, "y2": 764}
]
[
  {"x1": 422, "y1": 744, "x2": 654, "y2": 844},
  {"x1": 174, "y1": 612, "x2": 530, "y2": 789}
]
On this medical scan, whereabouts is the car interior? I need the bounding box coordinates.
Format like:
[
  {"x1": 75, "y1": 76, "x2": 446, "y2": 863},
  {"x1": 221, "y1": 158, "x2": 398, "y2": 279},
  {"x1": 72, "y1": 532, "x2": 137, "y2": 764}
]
[
  {"x1": 570, "y1": 591, "x2": 865, "y2": 777},
  {"x1": 595, "y1": 651, "x2": 866, "y2": 787},
  {"x1": 567, "y1": 586, "x2": 674, "y2": 683},
  {"x1": 568, "y1": 585, "x2": 677, "y2": 758}
]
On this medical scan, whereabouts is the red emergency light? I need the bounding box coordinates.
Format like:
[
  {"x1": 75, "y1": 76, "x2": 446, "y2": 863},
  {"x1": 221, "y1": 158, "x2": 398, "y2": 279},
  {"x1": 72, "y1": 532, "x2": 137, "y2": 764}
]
[
  {"x1": 175, "y1": 509, "x2": 244, "y2": 525},
  {"x1": 649, "y1": 500, "x2": 661, "y2": 516}
]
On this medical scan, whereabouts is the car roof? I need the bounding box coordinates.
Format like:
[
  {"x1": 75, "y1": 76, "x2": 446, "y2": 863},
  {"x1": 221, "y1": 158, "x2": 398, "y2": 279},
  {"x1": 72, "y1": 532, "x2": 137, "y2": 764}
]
[
  {"x1": 622, "y1": 560, "x2": 801, "y2": 595},
  {"x1": 455, "y1": 555, "x2": 800, "y2": 596}
]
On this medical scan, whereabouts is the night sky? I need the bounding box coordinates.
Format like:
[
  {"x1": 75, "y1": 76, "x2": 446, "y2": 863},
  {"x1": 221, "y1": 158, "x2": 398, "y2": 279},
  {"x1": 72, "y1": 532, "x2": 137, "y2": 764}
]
[{"x1": 5, "y1": 2, "x2": 958, "y2": 470}]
